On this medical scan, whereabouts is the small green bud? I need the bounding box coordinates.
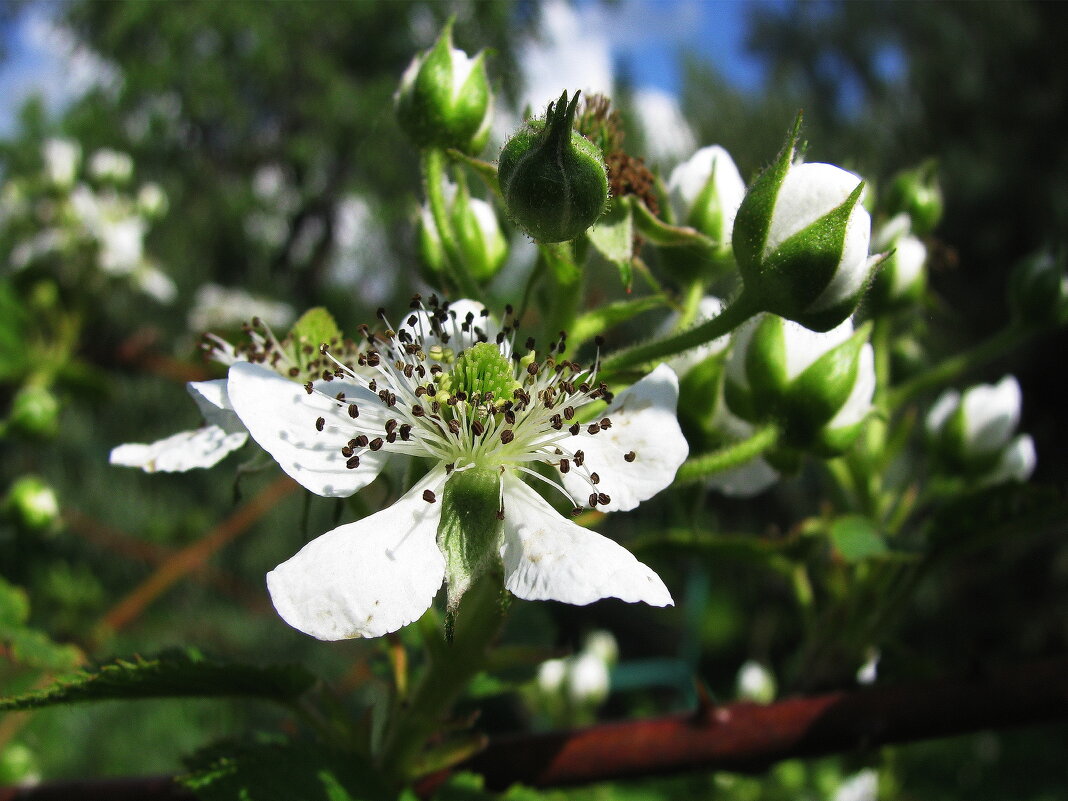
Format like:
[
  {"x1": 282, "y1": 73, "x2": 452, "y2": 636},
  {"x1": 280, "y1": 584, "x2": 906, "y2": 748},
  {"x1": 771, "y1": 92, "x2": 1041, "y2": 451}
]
[
  {"x1": 733, "y1": 119, "x2": 874, "y2": 332},
  {"x1": 418, "y1": 182, "x2": 508, "y2": 283},
  {"x1": 498, "y1": 90, "x2": 609, "y2": 243},
  {"x1": 870, "y1": 216, "x2": 927, "y2": 312},
  {"x1": 7, "y1": 385, "x2": 60, "y2": 439},
  {"x1": 1009, "y1": 248, "x2": 1066, "y2": 326},
  {"x1": 3, "y1": 475, "x2": 61, "y2": 531},
  {"x1": 724, "y1": 315, "x2": 874, "y2": 452},
  {"x1": 885, "y1": 161, "x2": 942, "y2": 235},
  {"x1": 395, "y1": 19, "x2": 493, "y2": 154}
]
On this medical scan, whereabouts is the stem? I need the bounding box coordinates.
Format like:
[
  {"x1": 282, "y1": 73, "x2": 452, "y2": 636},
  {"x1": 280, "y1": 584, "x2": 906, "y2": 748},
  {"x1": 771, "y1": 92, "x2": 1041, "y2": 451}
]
[
  {"x1": 539, "y1": 241, "x2": 582, "y2": 341},
  {"x1": 675, "y1": 425, "x2": 779, "y2": 484},
  {"x1": 602, "y1": 290, "x2": 759, "y2": 373},
  {"x1": 377, "y1": 573, "x2": 507, "y2": 783},
  {"x1": 675, "y1": 279, "x2": 706, "y2": 330},
  {"x1": 422, "y1": 148, "x2": 483, "y2": 301},
  {"x1": 888, "y1": 324, "x2": 1031, "y2": 408}
]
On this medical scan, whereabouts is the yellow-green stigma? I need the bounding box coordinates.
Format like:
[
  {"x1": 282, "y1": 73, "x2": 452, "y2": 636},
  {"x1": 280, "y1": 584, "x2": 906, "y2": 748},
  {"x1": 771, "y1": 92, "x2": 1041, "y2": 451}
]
[{"x1": 438, "y1": 342, "x2": 521, "y2": 410}]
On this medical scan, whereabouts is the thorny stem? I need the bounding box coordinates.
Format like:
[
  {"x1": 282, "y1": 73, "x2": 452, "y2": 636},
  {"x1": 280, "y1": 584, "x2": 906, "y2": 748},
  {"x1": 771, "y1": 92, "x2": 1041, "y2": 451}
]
[
  {"x1": 675, "y1": 425, "x2": 779, "y2": 485},
  {"x1": 602, "y1": 289, "x2": 759, "y2": 373},
  {"x1": 422, "y1": 148, "x2": 484, "y2": 302}
]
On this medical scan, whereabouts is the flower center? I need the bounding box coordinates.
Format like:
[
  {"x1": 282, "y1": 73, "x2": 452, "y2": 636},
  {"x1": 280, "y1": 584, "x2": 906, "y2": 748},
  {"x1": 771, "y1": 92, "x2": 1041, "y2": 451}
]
[{"x1": 438, "y1": 342, "x2": 521, "y2": 410}]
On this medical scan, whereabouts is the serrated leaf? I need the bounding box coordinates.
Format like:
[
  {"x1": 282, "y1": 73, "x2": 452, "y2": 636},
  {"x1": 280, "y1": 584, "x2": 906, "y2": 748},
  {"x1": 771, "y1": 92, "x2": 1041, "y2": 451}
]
[
  {"x1": 285, "y1": 307, "x2": 344, "y2": 366},
  {"x1": 180, "y1": 738, "x2": 391, "y2": 801},
  {"x1": 0, "y1": 648, "x2": 315, "y2": 711},
  {"x1": 829, "y1": 516, "x2": 887, "y2": 562}
]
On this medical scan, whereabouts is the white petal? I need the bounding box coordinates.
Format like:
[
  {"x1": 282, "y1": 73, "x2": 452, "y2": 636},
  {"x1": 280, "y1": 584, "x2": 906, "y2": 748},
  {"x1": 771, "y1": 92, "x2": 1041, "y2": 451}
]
[
  {"x1": 782, "y1": 317, "x2": 854, "y2": 381},
  {"x1": 667, "y1": 145, "x2": 745, "y2": 229},
  {"x1": 826, "y1": 343, "x2": 876, "y2": 430},
  {"x1": 889, "y1": 235, "x2": 927, "y2": 296},
  {"x1": 187, "y1": 379, "x2": 244, "y2": 433},
  {"x1": 500, "y1": 476, "x2": 672, "y2": 607},
  {"x1": 560, "y1": 364, "x2": 688, "y2": 512},
  {"x1": 765, "y1": 163, "x2": 864, "y2": 254},
  {"x1": 109, "y1": 426, "x2": 247, "y2": 473},
  {"x1": 961, "y1": 375, "x2": 1021, "y2": 456},
  {"x1": 983, "y1": 434, "x2": 1036, "y2": 486},
  {"x1": 925, "y1": 389, "x2": 961, "y2": 435},
  {"x1": 267, "y1": 472, "x2": 447, "y2": 640},
  {"x1": 227, "y1": 362, "x2": 388, "y2": 497}
]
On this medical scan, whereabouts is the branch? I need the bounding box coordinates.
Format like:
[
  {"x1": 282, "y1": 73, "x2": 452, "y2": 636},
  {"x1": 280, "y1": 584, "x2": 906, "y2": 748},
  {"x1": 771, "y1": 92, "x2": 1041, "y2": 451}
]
[{"x1": 3, "y1": 657, "x2": 1068, "y2": 800}]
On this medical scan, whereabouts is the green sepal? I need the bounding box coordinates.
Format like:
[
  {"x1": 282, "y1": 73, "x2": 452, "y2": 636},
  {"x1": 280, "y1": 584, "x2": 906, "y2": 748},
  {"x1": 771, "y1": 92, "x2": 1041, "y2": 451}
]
[
  {"x1": 885, "y1": 160, "x2": 942, "y2": 235},
  {"x1": 816, "y1": 417, "x2": 867, "y2": 456},
  {"x1": 732, "y1": 113, "x2": 801, "y2": 274},
  {"x1": 687, "y1": 158, "x2": 730, "y2": 246},
  {"x1": 588, "y1": 197, "x2": 635, "y2": 290},
  {"x1": 677, "y1": 351, "x2": 726, "y2": 435},
  {"x1": 829, "y1": 515, "x2": 888, "y2": 562},
  {"x1": 436, "y1": 467, "x2": 505, "y2": 630},
  {"x1": 744, "y1": 314, "x2": 790, "y2": 420},
  {"x1": 782, "y1": 321, "x2": 870, "y2": 446},
  {"x1": 755, "y1": 181, "x2": 865, "y2": 324},
  {"x1": 285, "y1": 307, "x2": 344, "y2": 367},
  {"x1": 631, "y1": 198, "x2": 713, "y2": 248}
]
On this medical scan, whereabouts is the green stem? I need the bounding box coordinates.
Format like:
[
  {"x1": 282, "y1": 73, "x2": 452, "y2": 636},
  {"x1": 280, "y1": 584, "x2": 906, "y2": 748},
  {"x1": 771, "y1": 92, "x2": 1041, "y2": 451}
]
[
  {"x1": 872, "y1": 317, "x2": 892, "y2": 406},
  {"x1": 422, "y1": 148, "x2": 483, "y2": 301},
  {"x1": 601, "y1": 290, "x2": 760, "y2": 373},
  {"x1": 540, "y1": 241, "x2": 582, "y2": 341},
  {"x1": 888, "y1": 324, "x2": 1031, "y2": 408},
  {"x1": 377, "y1": 573, "x2": 507, "y2": 783},
  {"x1": 676, "y1": 279, "x2": 706, "y2": 330},
  {"x1": 675, "y1": 424, "x2": 779, "y2": 484}
]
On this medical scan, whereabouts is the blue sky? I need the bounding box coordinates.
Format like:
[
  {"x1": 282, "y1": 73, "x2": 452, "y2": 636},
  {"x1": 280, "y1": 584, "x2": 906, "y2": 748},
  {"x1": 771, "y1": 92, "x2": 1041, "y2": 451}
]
[{"x1": 0, "y1": 0, "x2": 768, "y2": 136}]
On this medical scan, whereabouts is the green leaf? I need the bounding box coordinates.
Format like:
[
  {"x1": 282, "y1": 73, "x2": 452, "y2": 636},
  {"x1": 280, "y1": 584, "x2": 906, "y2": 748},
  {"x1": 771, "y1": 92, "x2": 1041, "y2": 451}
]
[
  {"x1": 285, "y1": 307, "x2": 344, "y2": 366},
  {"x1": 570, "y1": 294, "x2": 667, "y2": 349},
  {"x1": 0, "y1": 648, "x2": 315, "y2": 711},
  {"x1": 180, "y1": 738, "x2": 391, "y2": 801},
  {"x1": 587, "y1": 198, "x2": 634, "y2": 290},
  {"x1": 829, "y1": 516, "x2": 888, "y2": 562}
]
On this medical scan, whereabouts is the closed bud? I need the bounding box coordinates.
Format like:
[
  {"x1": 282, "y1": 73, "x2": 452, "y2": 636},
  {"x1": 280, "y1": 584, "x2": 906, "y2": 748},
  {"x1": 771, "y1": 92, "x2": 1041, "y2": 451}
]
[
  {"x1": 498, "y1": 90, "x2": 609, "y2": 243},
  {"x1": 733, "y1": 120, "x2": 874, "y2": 332},
  {"x1": 7, "y1": 385, "x2": 60, "y2": 439},
  {"x1": 724, "y1": 314, "x2": 875, "y2": 453},
  {"x1": 885, "y1": 161, "x2": 942, "y2": 235},
  {"x1": 870, "y1": 214, "x2": 927, "y2": 311},
  {"x1": 419, "y1": 181, "x2": 508, "y2": 282},
  {"x1": 925, "y1": 375, "x2": 1036, "y2": 485},
  {"x1": 668, "y1": 145, "x2": 746, "y2": 251},
  {"x1": 3, "y1": 475, "x2": 60, "y2": 531},
  {"x1": 1009, "y1": 247, "x2": 1066, "y2": 326},
  {"x1": 394, "y1": 19, "x2": 492, "y2": 154}
]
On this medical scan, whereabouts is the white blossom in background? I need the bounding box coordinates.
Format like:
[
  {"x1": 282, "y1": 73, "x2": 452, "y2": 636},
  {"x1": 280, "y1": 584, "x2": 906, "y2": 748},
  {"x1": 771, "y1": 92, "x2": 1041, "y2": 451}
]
[
  {"x1": 925, "y1": 375, "x2": 1036, "y2": 486},
  {"x1": 668, "y1": 145, "x2": 746, "y2": 246},
  {"x1": 532, "y1": 630, "x2": 619, "y2": 721},
  {"x1": 657, "y1": 295, "x2": 731, "y2": 376},
  {"x1": 88, "y1": 149, "x2": 134, "y2": 183},
  {"x1": 227, "y1": 300, "x2": 686, "y2": 639},
  {"x1": 735, "y1": 659, "x2": 776, "y2": 703},
  {"x1": 42, "y1": 139, "x2": 80, "y2": 187},
  {"x1": 856, "y1": 647, "x2": 879, "y2": 685},
  {"x1": 632, "y1": 88, "x2": 696, "y2": 164},
  {"x1": 187, "y1": 284, "x2": 295, "y2": 334},
  {"x1": 833, "y1": 769, "x2": 879, "y2": 801},
  {"x1": 326, "y1": 194, "x2": 395, "y2": 305}
]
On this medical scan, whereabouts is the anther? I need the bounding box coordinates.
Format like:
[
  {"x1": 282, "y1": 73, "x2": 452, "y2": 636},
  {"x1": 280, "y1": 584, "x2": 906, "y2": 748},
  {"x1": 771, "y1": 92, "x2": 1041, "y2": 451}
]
[
  {"x1": 348, "y1": 404, "x2": 359, "y2": 418},
  {"x1": 574, "y1": 450, "x2": 585, "y2": 466},
  {"x1": 597, "y1": 493, "x2": 610, "y2": 505},
  {"x1": 569, "y1": 423, "x2": 581, "y2": 435},
  {"x1": 369, "y1": 437, "x2": 384, "y2": 451},
  {"x1": 315, "y1": 417, "x2": 325, "y2": 432},
  {"x1": 600, "y1": 417, "x2": 612, "y2": 429},
  {"x1": 560, "y1": 459, "x2": 570, "y2": 473},
  {"x1": 399, "y1": 424, "x2": 412, "y2": 441},
  {"x1": 346, "y1": 455, "x2": 361, "y2": 469},
  {"x1": 590, "y1": 472, "x2": 600, "y2": 484},
  {"x1": 304, "y1": 382, "x2": 314, "y2": 394},
  {"x1": 587, "y1": 423, "x2": 601, "y2": 435},
  {"x1": 624, "y1": 451, "x2": 636, "y2": 462},
  {"x1": 589, "y1": 493, "x2": 599, "y2": 507},
  {"x1": 500, "y1": 429, "x2": 515, "y2": 444},
  {"x1": 355, "y1": 435, "x2": 369, "y2": 447}
]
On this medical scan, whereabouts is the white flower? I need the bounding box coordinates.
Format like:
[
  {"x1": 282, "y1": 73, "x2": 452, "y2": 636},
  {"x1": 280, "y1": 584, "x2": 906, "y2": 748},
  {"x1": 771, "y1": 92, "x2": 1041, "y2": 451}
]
[
  {"x1": 567, "y1": 651, "x2": 610, "y2": 705},
  {"x1": 137, "y1": 183, "x2": 168, "y2": 218},
  {"x1": 227, "y1": 299, "x2": 685, "y2": 639},
  {"x1": 42, "y1": 139, "x2": 80, "y2": 187},
  {"x1": 633, "y1": 89, "x2": 696, "y2": 164},
  {"x1": 735, "y1": 660, "x2": 776, "y2": 703},
  {"x1": 834, "y1": 769, "x2": 878, "y2": 801},
  {"x1": 97, "y1": 215, "x2": 146, "y2": 275},
  {"x1": 667, "y1": 145, "x2": 745, "y2": 246},
  {"x1": 926, "y1": 375, "x2": 1036, "y2": 485},
  {"x1": 88, "y1": 149, "x2": 134, "y2": 183}
]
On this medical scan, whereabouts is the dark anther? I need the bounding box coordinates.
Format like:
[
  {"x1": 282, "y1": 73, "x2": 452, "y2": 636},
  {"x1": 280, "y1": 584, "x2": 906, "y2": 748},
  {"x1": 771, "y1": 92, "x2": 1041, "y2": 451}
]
[
  {"x1": 304, "y1": 382, "x2": 314, "y2": 394},
  {"x1": 500, "y1": 429, "x2": 515, "y2": 444},
  {"x1": 600, "y1": 417, "x2": 612, "y2": 429},
  {"x1": 315, "y1": 417, "x2": 325, "y2": 432},
  {"x1": 574, "y1": 450, "x2": 585, "y2": 466},
  {"x1": 569, "y1": 423, "x2": 581, "y2": 435},
  {"x1": 346, "y1": 455, "x2": 361, "y2": 469},
  {"x1": 589, "y1": 493, "x2": 599, "y2": 507},
  {"x1": 369, "y1": 437, "x2": 384, "y2": 451},
  {"x1": 355, "y1": 435, "x2": 369, "y2": 447},
  {"x1": 348, "y1": 404, "x2": 359, "y2": 418},
  {"x1": 587, "y1": 423, "x2": 601, "y2": 434},
  {"x1": 624, "y1": 451, "x2": 636, "y2": 462},
  {"x1": 597, "y1": 493, "x2": 610, "y2": 505},
  {"x1": 560, "y1": 459, "x2": 570, "y2": 473}
]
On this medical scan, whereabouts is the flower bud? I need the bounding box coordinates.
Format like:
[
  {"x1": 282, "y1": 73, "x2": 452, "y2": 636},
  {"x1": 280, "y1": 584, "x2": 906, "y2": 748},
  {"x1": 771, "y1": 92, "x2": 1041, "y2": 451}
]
[
  {"x1": 724, "y1": 314, "x2": 875, "y2": 453},
  {"x1": 418, "y1": 181, "x2": 508, "y2": 282},
  {"x1": 2, "y1": 476, "x2": 60, "y2": 531},
  {"x1": 394, "y1": 19, "x2": 492, "y2": 154},
  {"x1": 1009, "y1": 248, "x2": 1066, "y2": 326},
  {"x1": 733, "y1": 123, "x2": 874, "y2": 332},
  {"x1": 6, "y1": 385, "x2": 61, "y2": 439},
  {"x1": 885, "y1": 162, "x2": 942, "y2": 236},
  {"x1": 736, "y1": 660, "x2": 776, "y2": 703},
  {"x1": 667, "y1": 145, "x2": 746, "y2": 250},
  {"x1": 925, "y1": 375, "x2": 1036, "y2": 485},
  {"x1": 870, "y1": 214, "x2": 927, "y2": 311},
  {"x1": 137, "y1": 182, "x2": 169, "y2": 219},
  {"x1": 498, "y1": 90, "x2": 609, "y2": 243}
]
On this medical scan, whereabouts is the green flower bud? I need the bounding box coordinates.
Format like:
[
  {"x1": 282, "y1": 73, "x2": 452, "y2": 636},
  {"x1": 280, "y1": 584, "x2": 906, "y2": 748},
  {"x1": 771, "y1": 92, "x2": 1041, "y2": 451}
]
[
  {"x1": 724, "y1": 314, "x2": 875, "y2": 453},
  {"x1": 733, "y1": 121, "x2": 874, "y2": 332},
  {"x1": 3, "y1": 476, "x2": 61, "y2": 531},
  {"x1": 1009, "y1": 247, "x2": 1066, "y2": 326},
  {"x1": 498, "y1": 90, "x2": 609, "y2": 243},
  {"x1": 6, "y1": 385, "x2": 60, "y2": 439},
  {"x1": 418, "y1": 181, "x2": 508, "y2": 283},
  {"x1": 869, "y1": 214, "x2": 927, "y2": 312},
  {"x1": 394, "y1": 19, "x2": 493, "y2": 154},
  {"x1": 885, "y1": 161, "x2": 942, "y2": 235}
]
